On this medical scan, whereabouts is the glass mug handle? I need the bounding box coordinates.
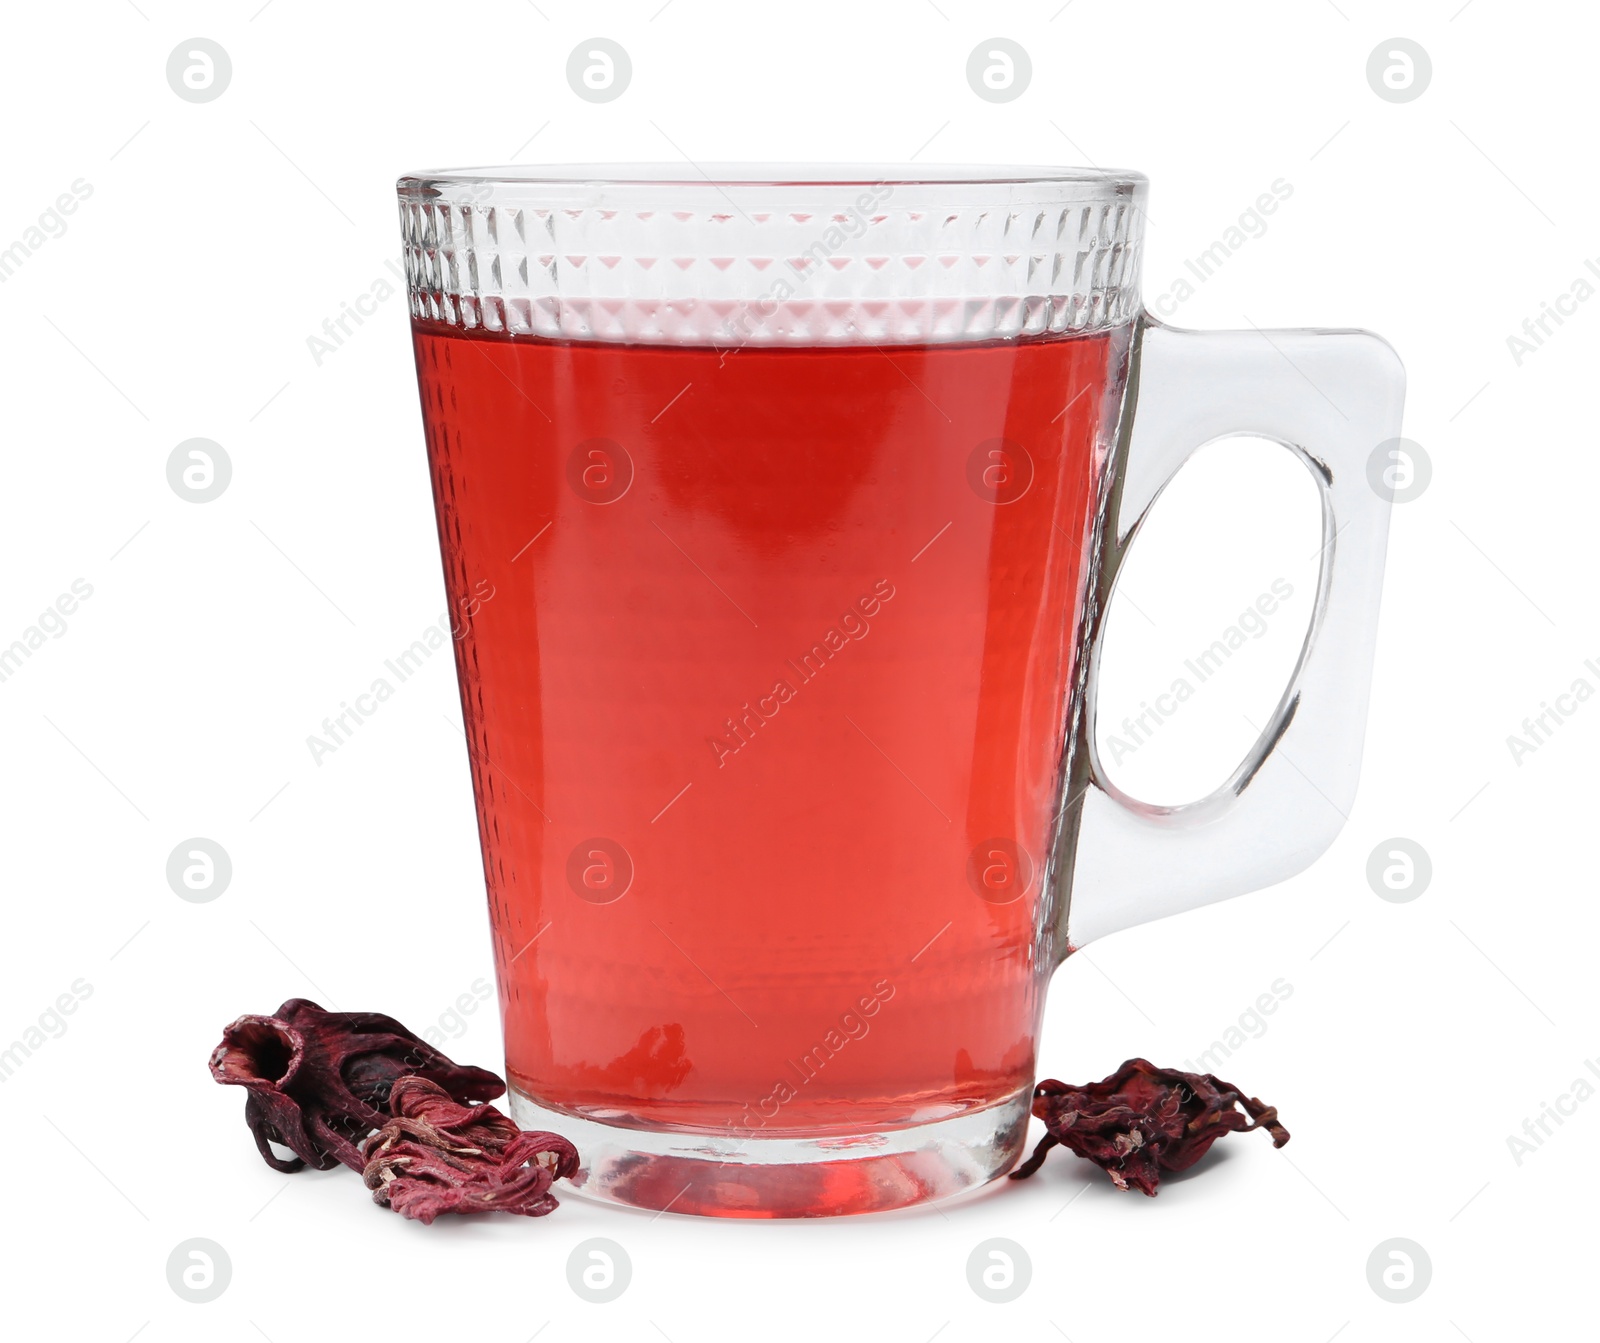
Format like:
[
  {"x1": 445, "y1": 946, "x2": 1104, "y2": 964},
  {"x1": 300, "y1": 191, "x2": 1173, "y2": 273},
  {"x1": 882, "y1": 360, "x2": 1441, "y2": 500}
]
[{"x1": 1061, "y1": 317, "x2": 1407, "y2": 949}]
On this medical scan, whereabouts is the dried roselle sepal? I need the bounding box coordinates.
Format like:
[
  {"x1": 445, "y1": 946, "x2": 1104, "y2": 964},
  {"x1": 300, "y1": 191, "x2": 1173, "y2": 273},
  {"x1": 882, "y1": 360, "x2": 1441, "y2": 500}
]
[
  {"x1": 209, "y1": 999, "x2": 505, "y2": 1174},
  {"x1": 1009, "y1": 1057, "x2": 1290, "y2": 1195},
  {"x1": 368, "y1": 1131, "x2": 573, "y2": 1224},
  {"x1": 363, "y1": 1076, "x2": 580, "y2": 1224}
]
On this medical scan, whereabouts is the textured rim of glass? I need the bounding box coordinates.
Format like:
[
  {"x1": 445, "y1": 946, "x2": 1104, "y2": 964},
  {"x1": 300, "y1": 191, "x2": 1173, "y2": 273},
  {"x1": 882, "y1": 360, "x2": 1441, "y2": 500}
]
[
  {"x1": 398, "y1": 163, "x2": 1146, "y2": 195},
  {"x1": 397, "y1": 164, "x2": 1148, "y2": 345}
]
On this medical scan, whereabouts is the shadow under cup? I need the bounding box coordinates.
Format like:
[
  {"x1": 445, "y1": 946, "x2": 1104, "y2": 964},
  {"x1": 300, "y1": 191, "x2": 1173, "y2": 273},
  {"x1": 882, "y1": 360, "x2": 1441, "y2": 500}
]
[{"x1": 401, "y1": 165, "x2": 1147, "y2": 1216}]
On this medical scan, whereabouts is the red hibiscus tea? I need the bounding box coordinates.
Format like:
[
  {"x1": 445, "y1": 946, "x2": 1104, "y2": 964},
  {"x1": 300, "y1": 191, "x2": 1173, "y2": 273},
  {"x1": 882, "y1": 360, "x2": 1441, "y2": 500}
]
[
  {"x1": 412, "y1": 322, "x2": 1127, "y2": 1197},
  {"x1": 401, "y1": 165, "x2": 1403, "y2": 1216}
]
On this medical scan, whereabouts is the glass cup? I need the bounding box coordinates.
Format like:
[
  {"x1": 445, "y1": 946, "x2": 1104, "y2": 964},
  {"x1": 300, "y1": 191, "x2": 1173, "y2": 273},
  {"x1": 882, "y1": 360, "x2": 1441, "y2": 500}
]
[{"x1": 397, "y1": 165, "x2": 1404, "y2": 1217}]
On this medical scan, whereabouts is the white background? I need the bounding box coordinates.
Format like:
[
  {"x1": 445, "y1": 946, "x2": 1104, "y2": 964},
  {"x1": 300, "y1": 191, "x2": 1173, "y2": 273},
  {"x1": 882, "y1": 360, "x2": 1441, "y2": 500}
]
[{"x1": 1, "y1": 2, "x2": 1593, "y2": 1340}]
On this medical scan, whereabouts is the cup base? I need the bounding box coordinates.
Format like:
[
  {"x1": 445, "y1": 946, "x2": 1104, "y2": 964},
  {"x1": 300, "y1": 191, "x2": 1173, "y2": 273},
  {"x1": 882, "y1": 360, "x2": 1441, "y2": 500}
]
[{"x1": 508, "y1": 1087, "x2": 1032, "y2": 1218}]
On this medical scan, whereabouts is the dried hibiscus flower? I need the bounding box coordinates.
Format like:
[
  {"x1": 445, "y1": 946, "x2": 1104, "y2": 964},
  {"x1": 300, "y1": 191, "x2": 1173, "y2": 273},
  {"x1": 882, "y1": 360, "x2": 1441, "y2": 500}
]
[
  {"x1": 363, "y1": 1076, "x2": 580, "y2": 1224},
  {"x1": 1009, "y1": 1057, "x2": 1290, "y2": 1195},
  {"x1": 209, "y1": 998, "x2": 505, "y2": 1174}
]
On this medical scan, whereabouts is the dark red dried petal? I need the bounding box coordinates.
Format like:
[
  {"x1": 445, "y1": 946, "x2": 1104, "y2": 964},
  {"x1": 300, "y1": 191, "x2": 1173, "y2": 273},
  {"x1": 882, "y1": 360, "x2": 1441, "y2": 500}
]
[
  {"x1": 209, "y1": 999, "x2": 505, "y2": 1173},
  {"x1": 1009, "y1": 1058, "x2": 1289, "y2": 1195},
  {"x1": 362, "y1": 1077, "x2": 580, "y2": 1224},
  {"x1": 384, "y1": 1073, "x2": 521, "y2": 1150},
  {"x1": 365, "y1": 1132, "x2": 569, "y2": 1224}
]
